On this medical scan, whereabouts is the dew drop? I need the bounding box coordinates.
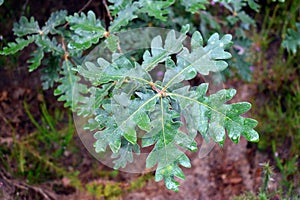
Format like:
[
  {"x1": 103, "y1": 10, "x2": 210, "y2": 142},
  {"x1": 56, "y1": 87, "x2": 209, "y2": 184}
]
[{"x1": 250, "y1": 134, "x2": 259, "y2": 142}]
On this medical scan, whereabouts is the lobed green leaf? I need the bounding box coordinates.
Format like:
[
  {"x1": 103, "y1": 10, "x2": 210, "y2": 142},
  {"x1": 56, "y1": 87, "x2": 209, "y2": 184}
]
[
  {"x1": 111, "y1": 141, "x2": 140, "y2": 169},
  {"x1": 108, "y1": 0, "x2": 132, "y2": 16},
  {"x1": 180, "y1": 0, "x2": 209, "y2": 13},
  {"x1": 35, "y1": 36, "x2": 64, "y2": 56},
  {"x1": 13, "y1": 16, "x2": 40, "y2": 37},
  {"x1": 142, "y1": 29, "x2": 188, "y2": 71},
  {"x1": 0, "y1": 36, "x2": 35, "y2": 55},
  {"x1": 282, "y1": 23, "x2": 300, "y2": 54},
  {"x1": 163, "y1": 32, "x2": 232, "y2": 88},
  {"x1": 54, "y1": 60, "x2": 88, "y2": 110},
  {"x1": 28, "y1": 47, "x2": 44, "y2": 72},
  {"x1": 136, "y1": 0, "x2": 175, "y2": 21},
  {"x1": 109, "y1": 4, "x2": 138, "y2": 32},
  {"x1": 41, "y1": 56, "x2": 60, "y2": 90},
  {"x1": 42, "y1": 10, "x2": 68, "y2": 35},
  {"x1": 66, "y1": 11, "x2": 106, "y2": 50}
]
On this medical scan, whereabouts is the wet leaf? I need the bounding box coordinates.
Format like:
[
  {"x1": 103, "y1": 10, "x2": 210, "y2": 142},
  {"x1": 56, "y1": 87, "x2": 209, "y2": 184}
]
[{"x1": 76, "y1": 30, "x2": 259, "y2": 192}]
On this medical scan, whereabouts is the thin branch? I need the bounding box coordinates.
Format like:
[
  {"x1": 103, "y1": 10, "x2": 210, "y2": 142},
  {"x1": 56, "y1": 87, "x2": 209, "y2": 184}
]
[
  {"x1": 21, "y1": 0, "x2": 29, "y2": 16},
  {"x1": 0, "y1": 169, "x2": 56, "y2": 200},
  {"x1": 63, "y1": 0, "x2": 94, "y2": 28},
  {"x1": 116, "y1": 39, "x2": 123, "y2": 53},
  {"x1": 103, "y1": 0, "x2": 113, "y2": 21},
  {"x1": 78, "y1": 0, "x2": 93, "y2": 13}
]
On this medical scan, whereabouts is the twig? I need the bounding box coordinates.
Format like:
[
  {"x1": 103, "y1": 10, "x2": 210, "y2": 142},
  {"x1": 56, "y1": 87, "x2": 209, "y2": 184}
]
[
  {"x1": 63, "y1": 0, "x2": 94, "y2": 28},
  {"x1": 103, "y1": 0, "x2": 113, "y2": 21},
  {"x1": 0, "y1": 169, "x2": 56, "y2": 200},
  {"x1": 78, "y1": 0, "x2": 93, "y2": 13},
  {"x1": 21, "y1": 0, "x2": 29, "y2": 16}
]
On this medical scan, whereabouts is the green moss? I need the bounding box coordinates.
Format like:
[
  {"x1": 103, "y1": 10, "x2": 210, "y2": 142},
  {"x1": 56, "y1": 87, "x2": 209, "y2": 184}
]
[
  {"x1": 85, "y1": 173, "x2": 153, "y2": 199},
  {"x1": 104, "y1": 183, "x2": 122, "y2": 197},
  {"x1": 127, "y1": 173, "x2": 153, "y2": 192},
  {"x1": 233, "y1": 192, "x2": 260, "y2": 200}
]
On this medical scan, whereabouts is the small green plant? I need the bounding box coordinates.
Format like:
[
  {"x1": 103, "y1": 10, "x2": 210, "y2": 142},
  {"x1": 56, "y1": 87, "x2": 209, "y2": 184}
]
[
  {"x1": 233, "y1": 162, "x2": 274, "y2": 200},
  {"x1": 0, "y1": 97, "x2": 82, "y2": 198},
  {"x1": 250, "y1": 2, "x2": 300, "y2": 195},
  {"x1": 282, "y1": 22, "x2": 300, "y2": 54},
  {"x1": 253, "y1": 48, "x2": 300, "y2": 198},
  {"x1": 19, "y1": 101, "x2": 79, "y2": 184},
  {"x1": 0, "y1": 0, "x2": 260, "y2": 192},
  {"x1": 272, "y1": 142, "x2": 299, "y2": 197},
  {"x1": 260, "y1": 162, "x2": 274, "y2": 198}
]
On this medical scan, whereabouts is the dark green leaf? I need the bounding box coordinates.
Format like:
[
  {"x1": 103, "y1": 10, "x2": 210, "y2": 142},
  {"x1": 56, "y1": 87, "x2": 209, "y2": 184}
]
[
  {"x1": 237, "y1": 11, "x2": 255, "y2": 25},
  {"x1": 180, "y1": 0, "x2": 208, "y2": 13},
  {"x1": 199, "y1": 11, "x2": 222, "y2": 38},
  {"x1": 109, "y1": 4, "x2": 138, "y2": 32},
  {"x1": 247, "y1": 0, "x2": 260, "y2": 12},
  {"x1": 66, "y1": 11, "x2": 106, "y2": 50},
  {"x1": 54, "y1": 60, "x2": 88, "y2": 109},
  {"x1": 0, "y1": 36, "x2": 35, "y2": 55},
  {"x1": 41, "y1": 56, "x2": 60, "y2": 90},
  {"x1": 35, "y1": 36, "x2": 64, "y2": 56},
  {"x1": 136, "y1": 0, "x2": 175, "y2": 21},
  {"x1": 228, "y1": 41, "x2": 253, "y2": 81},
  {"x1": 28, "y1": 47, "x2": 44, "y2": 72},
  {"x1": 108, "y1": 0, "x2": 132, "y2": 16}
]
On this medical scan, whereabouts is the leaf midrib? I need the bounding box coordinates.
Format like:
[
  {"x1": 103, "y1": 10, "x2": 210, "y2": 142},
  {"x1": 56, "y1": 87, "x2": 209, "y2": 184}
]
[
  {"x1": 163, "y1": 41, "x2": 227, "y2": 90},
  {"x1": 160, "y1": 97, "x2": 168, "y2": 165},
  {"x1": 168, "y1": 92, "x2": 253, "y2": 132},
  {"x1": 108, "y1": 94, "x2": 160, "y2": 144}
]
